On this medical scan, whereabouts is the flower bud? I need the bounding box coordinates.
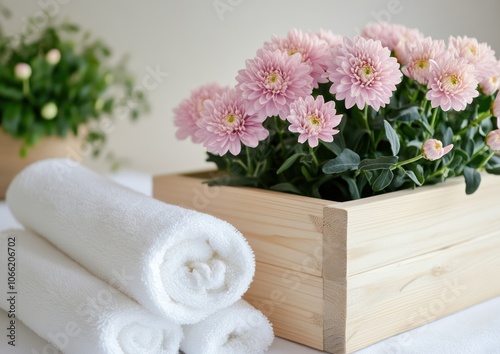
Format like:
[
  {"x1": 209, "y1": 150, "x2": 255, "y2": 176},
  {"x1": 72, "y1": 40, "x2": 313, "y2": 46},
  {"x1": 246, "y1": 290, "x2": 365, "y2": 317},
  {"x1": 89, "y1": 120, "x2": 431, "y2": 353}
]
[
  {"x1": 14, "y1": 63, "x2": 32, "y2": 80},
  {"x1": 422, "y1": 139, "x2": 453, "y2": 161},
  {"x1": 486, "y1": 129, "x2": 500, "y2": 151},
  {"x1": 41, "y1": 102, "x2": 58, "y2": 120},
  {"x1": 45, "y1": 49, "x2": 61, "y2": 65}
]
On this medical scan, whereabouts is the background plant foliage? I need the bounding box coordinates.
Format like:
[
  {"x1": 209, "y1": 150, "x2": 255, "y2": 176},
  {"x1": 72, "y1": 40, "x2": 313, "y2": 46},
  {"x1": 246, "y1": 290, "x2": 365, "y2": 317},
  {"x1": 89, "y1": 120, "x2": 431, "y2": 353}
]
[{"x1": 0, "y1": 10, "x2": 148, "y2": 158}]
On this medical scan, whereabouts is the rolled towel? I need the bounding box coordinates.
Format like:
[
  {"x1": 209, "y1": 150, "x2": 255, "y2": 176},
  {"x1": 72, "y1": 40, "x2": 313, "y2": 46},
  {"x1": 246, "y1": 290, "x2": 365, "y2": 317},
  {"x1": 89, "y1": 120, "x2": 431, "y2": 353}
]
[
  {"x1": 0, "y1": 229, "x2": 182, "y2": 354},
  {"x1": 0, "y1": 309, "x2": 62, "y2": 354},
  {"x1": 181, "y1": 299, "x2": 274, "y2": 354},
  {"x1": 6, "y1": 159, "x2": 255, "y2": 324}
]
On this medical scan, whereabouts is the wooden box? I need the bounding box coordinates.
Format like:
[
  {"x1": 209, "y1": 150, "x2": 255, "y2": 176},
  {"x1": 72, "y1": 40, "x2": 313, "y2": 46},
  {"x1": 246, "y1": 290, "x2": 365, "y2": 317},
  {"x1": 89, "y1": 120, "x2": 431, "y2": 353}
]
[{"x1": 153, "y1": 172, "x2": 500, "y2": 353}]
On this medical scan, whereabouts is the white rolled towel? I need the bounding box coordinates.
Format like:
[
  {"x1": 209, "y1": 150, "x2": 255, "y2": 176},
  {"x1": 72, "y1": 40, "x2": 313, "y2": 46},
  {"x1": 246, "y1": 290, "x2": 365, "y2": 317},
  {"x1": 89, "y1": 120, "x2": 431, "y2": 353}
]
[
  {"x1": 181, "y1": 299, "x2": 274, "y2": 354},
  {"x1": 6, "y1": 159, "x2": 255, "y2": 324},
  {"x1": 0, "y1": 309, "x2": 62, "y2": 354},
  {"x1": 0, "y1": 229, "x2": 182, "y2": 354}
]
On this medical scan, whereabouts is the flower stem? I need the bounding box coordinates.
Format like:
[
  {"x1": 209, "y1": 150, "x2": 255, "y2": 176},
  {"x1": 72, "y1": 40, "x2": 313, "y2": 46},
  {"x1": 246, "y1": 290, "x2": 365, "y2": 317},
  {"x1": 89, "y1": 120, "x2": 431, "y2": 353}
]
[
  {"x1": 274, "y1": 116, "x2": 286, "y2": 158},
  {"x1": 22, "y1": 79, "x2": 30, "y2": 96},
  {"x1": 478, "y1": 151, "x2": 495, "y2": 170},
  {"x1": 391, "y1": 154, "x2": 423, "y2": 170},
  {"x1": 429, "y1": 107, "x2": 439, "y2": 135},
  {"x1": 309, "y1": 146, "x2": 319, "y2": 173},
  {"x1": 245, "y1": 146, "x2": 253, "y2": 176},
  {"x1": 458, "y1": 111, "x2": 491, "y2": 136},
  {"x1": 362, "y1": 105, "x2": 375, "y2": 147}
]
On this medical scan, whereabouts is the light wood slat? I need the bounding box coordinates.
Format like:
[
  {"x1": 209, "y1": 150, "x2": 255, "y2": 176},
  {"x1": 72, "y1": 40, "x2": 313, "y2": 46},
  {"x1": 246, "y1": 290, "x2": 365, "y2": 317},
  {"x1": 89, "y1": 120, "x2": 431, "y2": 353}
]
[
  {"x1": 345, "y1": 231, "x2": 500, "y2": 353},
  {"x1": 340, "y1": 173, "x2": 500, "y2": 277},
  {"x1": 153, "y1": 173, "x2": 332, "y2": 277},
  {"x1": 244, "y1": 261, "x2": 324, "y2": 350}
]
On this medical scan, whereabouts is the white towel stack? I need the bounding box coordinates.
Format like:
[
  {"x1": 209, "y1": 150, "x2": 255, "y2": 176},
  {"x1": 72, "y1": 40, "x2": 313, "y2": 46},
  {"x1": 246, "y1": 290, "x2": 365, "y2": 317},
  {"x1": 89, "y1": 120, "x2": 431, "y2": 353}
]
[
  {"x1": 3, "y1": 159, "x2": 274, "y2": 354},
  {"x1": 0, "y1": 229, "x2": 182, "y2": 354}
]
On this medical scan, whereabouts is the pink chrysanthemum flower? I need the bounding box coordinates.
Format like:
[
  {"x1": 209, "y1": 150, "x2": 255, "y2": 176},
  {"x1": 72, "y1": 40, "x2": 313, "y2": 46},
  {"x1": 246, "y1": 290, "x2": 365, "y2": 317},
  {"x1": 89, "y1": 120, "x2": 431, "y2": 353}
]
[
  {"x1": 426, "y1": 53, "x2": 479, "y2": 111},
  {"x1": 236, "y1": 48, "x2": 314, "y2": 119},
  {"x1": 174, "y1": 83, "x2": 228, "y2": 143},
  {"x1": 310, "y1": 29, "x2": 344, "y2": 49},
  {"x1": 449, "y1": 36, "x2": 497, "y2": 82},
  {"x1": 492, "y1": 94, "x2": 500, "y2": 128},
  {"x1": 286, "y1": 95, "x2": 342, "y2": 147},
  {"x1": 361, "y1": 22, "x2": 424, "y2": 56},
  {"x1": 403, "y1": 37, "x2": 447, "y2": 85},
  {"x1": 264, "y1": 29, "x2": 329, "y2": 87},
  {"x1": 422, "y1": 139, "x2": 453, "y2": 161},
  {"x1": 197, "y1": 90, "x2": 269, "y2": 156},
  {"x1": 480, "y1": 60, "x2": 500, "y2": 95},
  {"x1": 486, "y1": 129, "x2": 500, "y2": 151},
  {"x1": 326, "y1": 36, "x2": 402, "y2": 111}
]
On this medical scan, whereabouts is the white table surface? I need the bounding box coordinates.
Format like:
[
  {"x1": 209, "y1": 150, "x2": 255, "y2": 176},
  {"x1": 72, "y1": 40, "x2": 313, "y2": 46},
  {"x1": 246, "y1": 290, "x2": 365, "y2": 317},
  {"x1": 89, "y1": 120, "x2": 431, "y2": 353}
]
[{"x1": 1, "y1": 170, "x2": 499, "y2": 354}]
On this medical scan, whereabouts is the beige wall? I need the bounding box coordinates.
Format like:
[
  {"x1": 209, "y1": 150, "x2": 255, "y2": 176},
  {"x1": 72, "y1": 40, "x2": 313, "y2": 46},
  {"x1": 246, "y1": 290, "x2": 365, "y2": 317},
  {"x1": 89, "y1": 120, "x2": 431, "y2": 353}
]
[{"x1": 3, "y1": 0, "x2": 500, "y2": 175}]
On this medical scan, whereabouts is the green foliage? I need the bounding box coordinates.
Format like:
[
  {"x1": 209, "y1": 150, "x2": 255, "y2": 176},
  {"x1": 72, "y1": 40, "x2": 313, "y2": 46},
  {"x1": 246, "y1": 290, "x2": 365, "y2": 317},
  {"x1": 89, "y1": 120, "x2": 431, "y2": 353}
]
[{"x1": 0, "y1": 13, "x2": 149, "y2": 157}]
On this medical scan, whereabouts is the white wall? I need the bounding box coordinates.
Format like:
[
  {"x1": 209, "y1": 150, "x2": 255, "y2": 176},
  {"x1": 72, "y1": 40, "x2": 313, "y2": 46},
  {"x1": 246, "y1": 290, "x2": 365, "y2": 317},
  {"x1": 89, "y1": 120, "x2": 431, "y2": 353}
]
[{"x1": 3, "y1": 0, "x2": 500, "y2": 174}]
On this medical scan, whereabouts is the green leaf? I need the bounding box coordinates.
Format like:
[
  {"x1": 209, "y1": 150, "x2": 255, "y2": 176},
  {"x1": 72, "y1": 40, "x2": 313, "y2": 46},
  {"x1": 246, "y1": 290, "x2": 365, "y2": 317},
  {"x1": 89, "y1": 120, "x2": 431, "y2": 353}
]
[
  {"x1": 341, "y1": 176, "x2": 360, "y2": 200},
  {"x1": 320, "y1": 140, "x2": 343, "y2": 155},
  {"x1": 388, "y1": 105, "x2": 421, "y2": 122},
  {"x1": 384, "y1": 120, "x2": 400, "y2": 155},
  {"x1": 322, "y1": 148, "x2": 360, "y2": 174},
  {"x1": 486, "y1": 166, "x2": 500, "y2": 175},
  {"x1": 277, "y1": 153, "x2": 305, "y2": 174},
  {"x1": 0, "y1": 85, "x2": 23, "y2": 100},
  {"x1": 442, "y1": 127, "x2": 454, "y2": 146},
  {"x1": 359, "y1": 156, "x2": 398, "y2": 171},
  {"x1": 270, "y1": 183, "x2": 302, "y2": 195},
  {"x1": 405, "y1": 170, "x2": 422, "y2": 186},
  {"x1": 372, "y1": 169, "x2": 394, "y2": 191},
  {"x1": 463, "y1": 166, "x2": 481, "y2": 195},
  {"x1": 2, "y1": 103, "x2": 22, "y2": 134}
]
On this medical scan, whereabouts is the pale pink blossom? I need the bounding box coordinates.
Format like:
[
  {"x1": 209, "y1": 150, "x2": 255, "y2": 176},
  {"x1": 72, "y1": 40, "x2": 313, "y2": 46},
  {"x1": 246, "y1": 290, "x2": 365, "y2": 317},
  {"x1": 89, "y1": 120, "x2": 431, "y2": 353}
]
[
  {"x1": 236, "y1": 48, "x2": 313, "y2": 119},
  {"x1": 286, "y1": 95, "x2": 342, "y2": 147},
  {"x1": 486, "y1": 130, "x2": 500, "y2": 150},
  {"x1": 264, "y1": 29, "x2": 329, "y2": 87},
  {"x1": 422, "y1": 139, "x2": 453, "y2": 161},
  {"x1": 326, "y1": 36, "x2": 402, "y2": 111},
  {"x1": 197, "y1": 90, "x2": 269, "y2": 156},
  {"x1": 14, "y1": 63, "x2": 32, "y2": 80},
  {"x1": 449, "y1": 36, "x2": 497, "y2": 82},
  {"x1": 394, "y1": 28, "x2": 426, "y2": 65},
  {"x1": 361, "y1": 22, "x2": 424, "y2": 57},
  {"x1": 426, "y1": 53, "x2": 479, "y2": 111},
  {"x1": 402, "y1": 37, "x2": 447, "y2": 85},
  {"x1": 310, "y1": 29, "x2": 344, "y2": 49},
  {"x1": 480, "y1": 60, "x2": 500, "y2": 95},
  {"x1": 173, "y1": 83, "x2": 228, "y2": 143},
  {"x1": 45, "y1": 49, "x2": 61, "y2": 65}
]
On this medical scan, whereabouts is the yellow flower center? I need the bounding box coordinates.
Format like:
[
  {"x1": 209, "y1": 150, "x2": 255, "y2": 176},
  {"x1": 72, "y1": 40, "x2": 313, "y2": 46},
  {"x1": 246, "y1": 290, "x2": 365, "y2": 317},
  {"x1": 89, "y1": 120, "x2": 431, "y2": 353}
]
[
  {"x1": 288, "y1": 49, "x2": 298, "y2": 56},
  {"x1": 442, "y1": 74, "x2": 461, "y2": 92},
  {"x1": 310, "y1": 115, "x2": 320, "y2": 125},
  {"x1": 357, "y1": 64, "x2": 376, "y2": 85},
  {"x1": 468, "y1": 45, "x2": 479, "y2": 56},
  {"x1": 417, "y1": 59, "x2": 429, "y2": 69},
  {"x1": 434, "y1": 141, "x2": 442, "y2": 150},
  {"x1": 227, "y1": 114, "x2": 235, "y2": 123}
]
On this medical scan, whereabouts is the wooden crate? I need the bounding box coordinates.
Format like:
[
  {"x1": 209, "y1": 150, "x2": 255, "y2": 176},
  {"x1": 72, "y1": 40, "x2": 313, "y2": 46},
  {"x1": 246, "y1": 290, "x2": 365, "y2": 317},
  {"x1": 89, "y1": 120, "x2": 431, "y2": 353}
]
[{"x1": 153, "y1": 172, "x2": 500, "y2": 353}]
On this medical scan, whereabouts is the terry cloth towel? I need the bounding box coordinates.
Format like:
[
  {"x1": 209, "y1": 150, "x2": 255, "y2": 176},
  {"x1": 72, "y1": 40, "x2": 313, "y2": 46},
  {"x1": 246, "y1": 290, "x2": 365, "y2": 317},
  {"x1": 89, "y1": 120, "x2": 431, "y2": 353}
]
[
  {"x1": 0, "y1": 229, "x2": 182, "y2": 354},
  {"x1": 0, "y1": 309, "x2": 62, "y2": 354},
  {"x1": 181, "y1": 299, "x2": 274, "y2": 354},
  {"x1": 6, "y1": 159, "x2": 255, "y2": 324}
]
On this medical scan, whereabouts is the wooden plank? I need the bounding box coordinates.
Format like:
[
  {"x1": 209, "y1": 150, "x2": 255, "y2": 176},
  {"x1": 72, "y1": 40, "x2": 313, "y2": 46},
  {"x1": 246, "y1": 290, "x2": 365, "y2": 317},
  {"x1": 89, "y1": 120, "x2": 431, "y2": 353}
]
[
  {"x1": 322, "y1": 206, "x2": 348, "y2": 354},
  {"x1": 153, "y1": 173, "x2": 332, "y2": 277},
  {"x1": 340, "y1": 173, "x2": 500, "y2": 276},
  {"x1": 345, "y1": 230, "x2": 500, "y2": 353},
  {"x1": 244, "y1": 261, "x2": 324, "y2": 350}
]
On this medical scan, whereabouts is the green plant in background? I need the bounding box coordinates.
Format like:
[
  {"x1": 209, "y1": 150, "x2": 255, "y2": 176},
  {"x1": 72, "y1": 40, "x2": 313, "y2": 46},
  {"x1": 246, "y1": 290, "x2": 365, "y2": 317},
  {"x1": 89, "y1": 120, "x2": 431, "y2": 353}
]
[{"x1": 0, "y1": 9, "x2": 149, "y2": 158}]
